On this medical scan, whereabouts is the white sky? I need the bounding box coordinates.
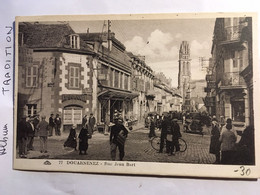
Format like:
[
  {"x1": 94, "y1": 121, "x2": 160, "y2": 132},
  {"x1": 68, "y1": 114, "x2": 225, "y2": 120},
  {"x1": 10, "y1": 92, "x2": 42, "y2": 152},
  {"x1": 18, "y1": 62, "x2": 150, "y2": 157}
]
[{"x1": 70, "y1": 18, "x2": 215, "y2": 87}]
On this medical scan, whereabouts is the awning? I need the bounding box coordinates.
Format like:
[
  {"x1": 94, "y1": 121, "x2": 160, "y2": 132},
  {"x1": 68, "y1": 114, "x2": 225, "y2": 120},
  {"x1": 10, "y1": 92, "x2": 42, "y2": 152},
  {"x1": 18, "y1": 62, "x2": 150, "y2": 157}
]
[
  {"x1": 98, "y1": 88, "x2": 139, "y2": 100},
  {"x1": 145, "y1": 89, "x2": 156, "y2": 99}
]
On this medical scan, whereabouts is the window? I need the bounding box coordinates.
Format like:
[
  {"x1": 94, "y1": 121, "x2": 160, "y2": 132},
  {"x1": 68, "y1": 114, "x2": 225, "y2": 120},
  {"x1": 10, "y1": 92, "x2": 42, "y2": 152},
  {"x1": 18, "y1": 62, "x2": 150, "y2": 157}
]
[
  {"x1": 27, "y1": 104, "x2": 37, "y2": 117},
  {"x1": 110, "y1": 68, "x2": 114, "y2": 87},
  {"x1": 114, "y1": 70, "x2": 119, "y2": 88},
  {"x1": 70, "y1": 35, "x2": 80, "y2": 49},
  {"x1": 124, "y1": 75, "x2": 129, "y2": 90},
  {"x1": 69, "y1": 66, "x2": 80, "y2": 88},
  {"x1": 63, "y1": 106, "x2": 82, "y2": 125},
  {"x1": 26, "y1": 65, "x2": 38, "y2": 87}
]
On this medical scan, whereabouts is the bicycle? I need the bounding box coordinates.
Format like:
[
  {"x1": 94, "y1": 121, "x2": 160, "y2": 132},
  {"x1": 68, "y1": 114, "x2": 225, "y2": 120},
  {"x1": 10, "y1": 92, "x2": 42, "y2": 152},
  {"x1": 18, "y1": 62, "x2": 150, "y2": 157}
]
[{"x1": 151, "y1": 136, "x2": 187, "y2": 152}]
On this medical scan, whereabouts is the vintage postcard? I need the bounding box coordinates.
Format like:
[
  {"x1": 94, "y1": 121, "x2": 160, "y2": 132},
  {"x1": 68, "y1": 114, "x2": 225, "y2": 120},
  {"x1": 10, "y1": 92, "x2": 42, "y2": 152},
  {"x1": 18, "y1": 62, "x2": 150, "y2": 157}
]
[{"x1": 14, "y1": 13, "x2": 259, "y2": 178}]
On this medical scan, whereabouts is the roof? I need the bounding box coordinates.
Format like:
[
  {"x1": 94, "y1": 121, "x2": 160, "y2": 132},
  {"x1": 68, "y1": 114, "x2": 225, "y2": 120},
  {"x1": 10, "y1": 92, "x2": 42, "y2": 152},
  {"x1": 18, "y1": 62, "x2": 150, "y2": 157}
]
[
  {"x1": 20, "y1": 23, "x2": 74, "y2": 48},
  {"x1": 79, "y1": 32, "x2": 132, "y2": 73},
  {"x1": 19, "y1": 23, "x2": 93, "y2": 53}
]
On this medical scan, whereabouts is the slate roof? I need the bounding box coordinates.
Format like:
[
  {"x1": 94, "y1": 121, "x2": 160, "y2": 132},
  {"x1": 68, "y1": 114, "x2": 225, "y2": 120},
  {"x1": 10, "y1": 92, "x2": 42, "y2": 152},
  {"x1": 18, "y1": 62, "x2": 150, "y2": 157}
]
[
  {"x1": 19, "y1": 22, "x2": 93, "y2": 53},
  {"x1": 79, "y1": 32, "x2": 132, "y2": 72}
]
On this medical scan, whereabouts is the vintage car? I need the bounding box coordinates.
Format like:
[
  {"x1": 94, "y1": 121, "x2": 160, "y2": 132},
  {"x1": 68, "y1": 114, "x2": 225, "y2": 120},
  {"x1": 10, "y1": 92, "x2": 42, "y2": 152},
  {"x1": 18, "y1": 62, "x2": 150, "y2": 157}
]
[{"x1": 184, "y1": 112, "x2": 203, "y2": 135}]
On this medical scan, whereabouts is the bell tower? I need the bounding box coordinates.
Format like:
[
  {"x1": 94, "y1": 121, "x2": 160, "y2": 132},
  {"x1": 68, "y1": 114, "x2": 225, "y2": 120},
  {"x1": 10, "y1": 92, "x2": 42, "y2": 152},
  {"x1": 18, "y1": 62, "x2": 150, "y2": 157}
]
[{"x1": 178, "y1": 41, "x2": 191, "y2": 111}]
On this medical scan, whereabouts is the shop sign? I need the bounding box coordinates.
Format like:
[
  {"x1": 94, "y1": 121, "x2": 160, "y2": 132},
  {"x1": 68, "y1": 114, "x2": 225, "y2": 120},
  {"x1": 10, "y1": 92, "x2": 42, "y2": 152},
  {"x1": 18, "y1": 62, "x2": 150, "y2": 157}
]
[{"x1": 62, "y1": 94, "x2": 87, "y2": 103}]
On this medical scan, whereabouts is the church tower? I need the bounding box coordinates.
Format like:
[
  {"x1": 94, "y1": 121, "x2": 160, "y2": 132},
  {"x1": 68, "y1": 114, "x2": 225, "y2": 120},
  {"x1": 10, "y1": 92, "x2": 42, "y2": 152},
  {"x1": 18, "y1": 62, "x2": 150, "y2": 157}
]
[{"x1": 178, "y1": 41, "x2": 191, "y2": 111}]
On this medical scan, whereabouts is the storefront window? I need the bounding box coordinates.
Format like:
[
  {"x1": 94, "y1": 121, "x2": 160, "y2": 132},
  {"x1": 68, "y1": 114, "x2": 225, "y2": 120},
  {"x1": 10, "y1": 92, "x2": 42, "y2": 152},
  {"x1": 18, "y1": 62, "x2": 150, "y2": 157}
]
[{"x1": 232, "y1": 101, "x2": 245, "y2": 122}]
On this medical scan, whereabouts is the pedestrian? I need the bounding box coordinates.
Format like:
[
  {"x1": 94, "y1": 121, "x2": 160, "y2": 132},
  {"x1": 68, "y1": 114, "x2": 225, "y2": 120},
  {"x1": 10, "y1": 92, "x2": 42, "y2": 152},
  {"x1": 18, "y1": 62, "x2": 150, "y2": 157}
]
[
  {"x1": 64, "y1": 124, "x2": 77, "y2": 150},
  {"x1": 54, "y1": 114, "x2": 62, "y2": 136},
  {"x1": 48, "y1": 114, "x2": 55, "y2": 136},
  {"x1": 172, "y1": 118, "x2": 182, "y2": 153},
  {"x1": 17, "y1": 116, "x2": 29, "y2": 158},
  {"x1": 165, "y1": 118, "x2": 174, "y2": 156},
  {"x1": 88, "y1": 113, "x2": 96, "y2": 135},
  {"x1": 148, "y1": 116, "x2": 156, "y2": 139},
  {"x1": 110, "y1": 117, "x2": 128, "y2": 161},
  {"x1": 158, "y1": 114, "x2": 169, "y2": 153},
  {"x1": 219, "y1": 118, "x2": 237, "y2": 164},
  {"x1": 27, "y1": 117, "x2": 35, "y2": 151},
  {"x1": 209, "y1": 118, "x2": 221, "y2": 164},
  {"x1": 82, "y1": 115, "x2": 87, "y2": 128},
  {"x1": 78, "y1": 126, "x2": 89, "y2": 155},
  {"x1": 38, "y1": 115, "x2": 49, "y2": 153},
  {"x1": 235, "y1": 125, "x2": 255, "y2": 165}
]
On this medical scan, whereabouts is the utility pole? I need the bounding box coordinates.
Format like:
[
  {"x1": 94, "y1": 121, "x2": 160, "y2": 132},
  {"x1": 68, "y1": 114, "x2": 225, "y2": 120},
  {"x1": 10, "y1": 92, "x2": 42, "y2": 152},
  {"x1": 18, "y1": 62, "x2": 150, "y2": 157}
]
[{"x1": 108, "y1": 20, "x2": 112, "y2": 51}]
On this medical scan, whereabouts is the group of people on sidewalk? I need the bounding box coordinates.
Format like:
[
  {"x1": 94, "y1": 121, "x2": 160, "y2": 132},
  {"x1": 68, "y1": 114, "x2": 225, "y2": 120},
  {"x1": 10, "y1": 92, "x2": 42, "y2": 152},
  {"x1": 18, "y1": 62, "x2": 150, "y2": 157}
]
[
  {"x1": 209, "y1": 117, "x2": 254, "y2": 165},
  {"x1": 48, "y1": 114, "x2": 62, "y2": 136},
  {"x1": 17, "y1": 115, "x2": 49, "y2": 158}
]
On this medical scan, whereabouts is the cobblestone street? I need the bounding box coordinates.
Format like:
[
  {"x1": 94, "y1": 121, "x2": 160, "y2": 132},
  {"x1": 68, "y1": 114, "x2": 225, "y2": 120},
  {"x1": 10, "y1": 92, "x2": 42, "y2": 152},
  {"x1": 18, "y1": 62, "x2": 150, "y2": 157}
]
[{"x1": 20, "y1": 123, "x2": 216, "y2": 164}]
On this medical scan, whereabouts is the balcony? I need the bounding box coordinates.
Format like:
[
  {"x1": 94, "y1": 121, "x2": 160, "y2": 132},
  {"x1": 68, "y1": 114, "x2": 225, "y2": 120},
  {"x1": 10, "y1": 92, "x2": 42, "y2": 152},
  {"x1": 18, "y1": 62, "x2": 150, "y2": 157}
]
[
  {"x1": 220, "y1": 72, "x2": 246, "y2": 88},
  {"x1": 221, "y1": 25, "x2": 243, "y2": 44}
]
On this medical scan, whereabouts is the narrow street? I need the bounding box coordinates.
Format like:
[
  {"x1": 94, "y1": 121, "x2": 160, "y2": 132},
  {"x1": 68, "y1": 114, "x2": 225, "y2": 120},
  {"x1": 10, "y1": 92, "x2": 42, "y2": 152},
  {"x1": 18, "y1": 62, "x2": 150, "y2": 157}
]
[{"x1": 21, "y1": 123, "x2": 216, "y2": 164}]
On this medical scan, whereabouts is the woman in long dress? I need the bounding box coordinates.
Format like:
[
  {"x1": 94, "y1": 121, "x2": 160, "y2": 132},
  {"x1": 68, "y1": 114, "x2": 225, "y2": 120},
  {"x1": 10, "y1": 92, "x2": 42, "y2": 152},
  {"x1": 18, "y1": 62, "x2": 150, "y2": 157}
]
[
  {"x1": 209, "y1": 119, "x2": 221, "y2": 164},
  {"x1": 64, "y1": 124, "x2": 77, "y2": 150},
  {"x1": 78, "y1": 126, "x2": 89, "y2": 155}
]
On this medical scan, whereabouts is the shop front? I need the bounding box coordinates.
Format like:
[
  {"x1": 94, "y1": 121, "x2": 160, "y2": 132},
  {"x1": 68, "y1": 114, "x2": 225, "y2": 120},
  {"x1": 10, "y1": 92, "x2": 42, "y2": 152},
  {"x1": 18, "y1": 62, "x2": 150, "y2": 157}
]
[{"x1": 97, "y1": 88, "x2": 138, "y2": 132}]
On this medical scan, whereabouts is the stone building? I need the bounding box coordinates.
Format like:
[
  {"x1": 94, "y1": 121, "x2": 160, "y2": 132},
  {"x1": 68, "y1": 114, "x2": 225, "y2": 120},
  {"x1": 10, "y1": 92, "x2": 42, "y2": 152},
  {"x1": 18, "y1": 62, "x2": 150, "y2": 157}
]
[
  {"x1": 209, "y1": 17, "x2": 253, "y2": 127},
  {"x1": 18, "y1": 23, "x2": 97, "y2": 131},
  {"x1": 79, "y1": 33, "x2": 138, "y2": 126},
  {"x1": 128, "y1": 53, "x2": 154, "y2": 121}
]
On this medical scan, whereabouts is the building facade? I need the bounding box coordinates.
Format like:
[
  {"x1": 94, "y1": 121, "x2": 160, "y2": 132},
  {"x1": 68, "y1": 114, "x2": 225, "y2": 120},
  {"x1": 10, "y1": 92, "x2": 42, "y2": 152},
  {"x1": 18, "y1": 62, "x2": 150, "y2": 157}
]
[
  {"x1": 209, "y1": 17, "x2": 253, "y2": 127},
  {"x1": 128, "y1": 53, "x2": 154, "y2": 121},
  {"x1": 79, "y1": 33, "x2": 138, "y2": 126},
  {"x1": 18, "y1": 23, "x2": 96, "y2": 131}
]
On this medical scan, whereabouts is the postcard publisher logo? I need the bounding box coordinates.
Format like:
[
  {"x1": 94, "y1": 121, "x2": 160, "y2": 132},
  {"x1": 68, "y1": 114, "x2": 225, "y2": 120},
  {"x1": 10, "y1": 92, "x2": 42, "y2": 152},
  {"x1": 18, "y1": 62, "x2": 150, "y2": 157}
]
[{"x1": 44, "y1": 161, "x2": 51, "y2": 165}]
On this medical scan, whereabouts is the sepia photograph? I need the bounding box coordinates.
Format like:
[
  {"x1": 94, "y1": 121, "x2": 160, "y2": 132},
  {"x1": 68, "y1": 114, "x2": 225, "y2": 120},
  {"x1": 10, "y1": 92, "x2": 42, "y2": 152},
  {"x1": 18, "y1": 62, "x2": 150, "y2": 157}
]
[{"x1": 14, "y1": 13, "x2": 259, "y2": 178}]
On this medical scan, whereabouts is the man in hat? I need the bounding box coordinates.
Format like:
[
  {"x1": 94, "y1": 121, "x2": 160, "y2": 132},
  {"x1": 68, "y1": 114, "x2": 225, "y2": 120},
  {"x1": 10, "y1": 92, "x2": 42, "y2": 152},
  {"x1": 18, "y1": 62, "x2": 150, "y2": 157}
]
[
  {"x1": 88, "y1": 113, "x2": 96, "y2": 135},
  {"x1": 48, "y1": 114, "x2": 55, "y2": 136},
  {"x1": 110, "y1": 117, "x2": 128, "y2": 161},
  {"x1": 172, "y1": 118, "x2": 182, "y2": 154},
  {"x1": 17, "y1": 116, "x2": 29, "y2": 158},
  {"x1": 38, "y1": 115, "x2": 49, "y2": 153},
  {"x1": 54, "y1": 114, "x2": 62, "y2": 136},
  {"x1": 158, "y1": 113, "x2": 170, "y2": 153},
  {"x1": 27, "y1": 116, "x2": 35, "y2": 151}
]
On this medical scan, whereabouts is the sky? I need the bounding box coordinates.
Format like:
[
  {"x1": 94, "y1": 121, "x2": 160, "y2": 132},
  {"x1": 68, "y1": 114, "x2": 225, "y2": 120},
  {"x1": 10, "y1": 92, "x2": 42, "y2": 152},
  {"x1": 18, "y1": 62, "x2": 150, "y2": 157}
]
[{"x1": 70, "y1": 18, "x2": 216, "y2": 87}]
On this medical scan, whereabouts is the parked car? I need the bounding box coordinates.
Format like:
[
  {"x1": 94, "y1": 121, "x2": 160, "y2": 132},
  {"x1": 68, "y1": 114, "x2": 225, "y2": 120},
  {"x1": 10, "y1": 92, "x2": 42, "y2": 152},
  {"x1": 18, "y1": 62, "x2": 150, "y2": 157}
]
[{"x1": 184, "y1": 112, "x2": 203, "y2": 135}]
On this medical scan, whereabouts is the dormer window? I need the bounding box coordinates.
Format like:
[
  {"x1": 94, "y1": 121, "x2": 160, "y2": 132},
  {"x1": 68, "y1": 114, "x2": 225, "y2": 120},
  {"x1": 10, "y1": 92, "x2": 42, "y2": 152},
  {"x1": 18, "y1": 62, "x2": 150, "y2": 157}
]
[{"x1": 70, "y1": 34, "x2": 80, "y2": 49}]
